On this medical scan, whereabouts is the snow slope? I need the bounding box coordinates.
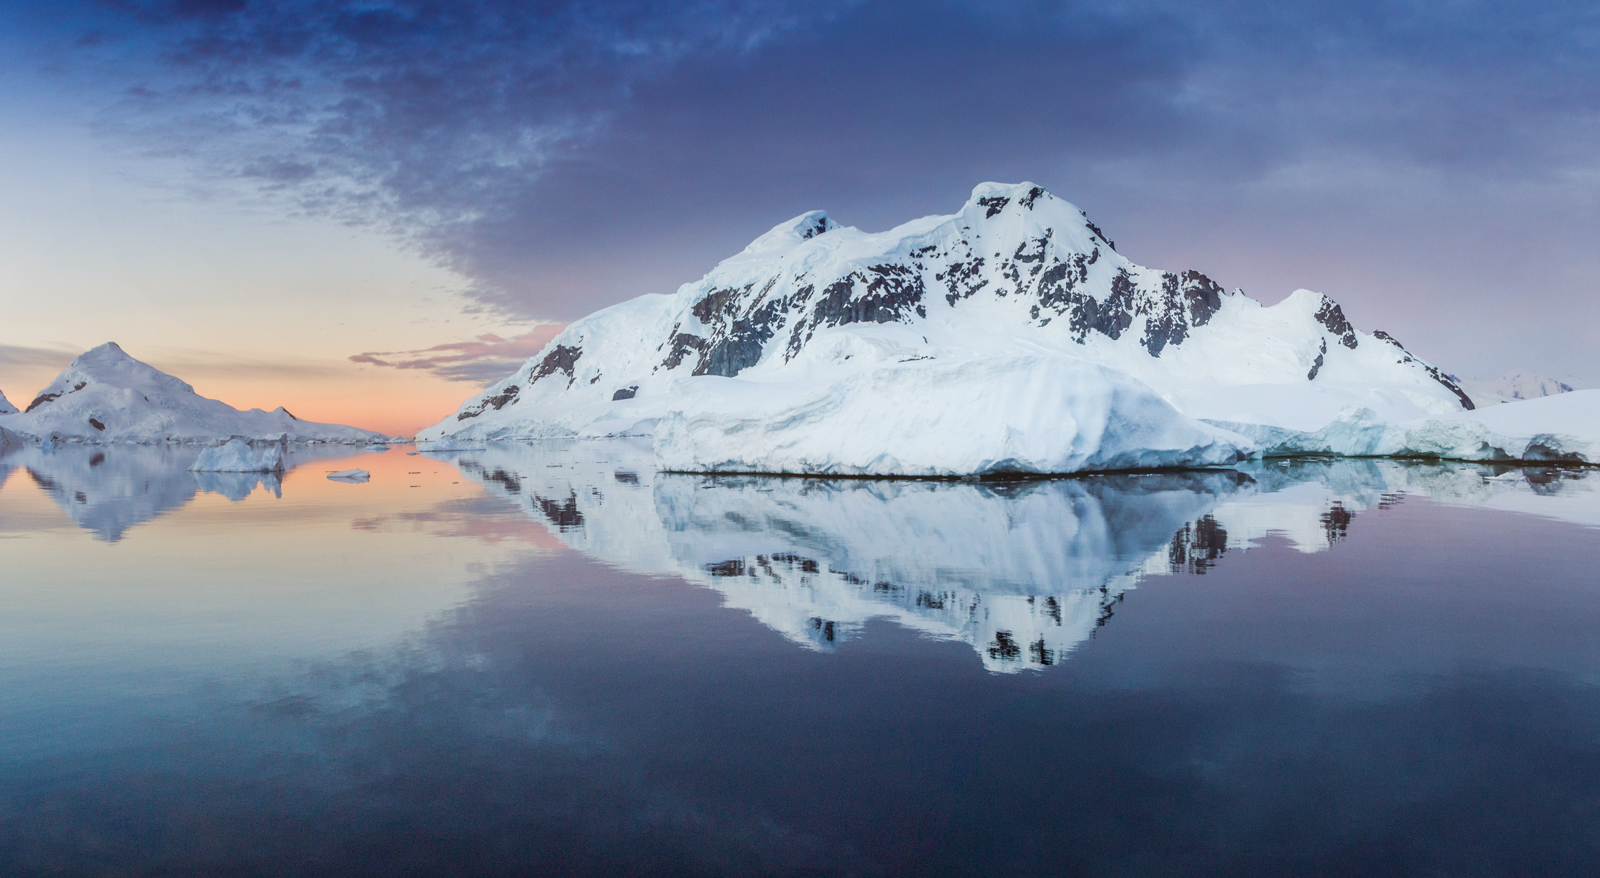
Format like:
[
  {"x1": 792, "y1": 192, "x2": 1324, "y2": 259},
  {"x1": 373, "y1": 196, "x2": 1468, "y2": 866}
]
[
  {"x1": 0, "y1": 343, "x2": 386, "y2": 444},
  {"x1": 0, "y1": 388, "x2": 16, "y2": 415},
  {"x1": 421, "y1": 182, "x2": 1477, "y2": 474}
]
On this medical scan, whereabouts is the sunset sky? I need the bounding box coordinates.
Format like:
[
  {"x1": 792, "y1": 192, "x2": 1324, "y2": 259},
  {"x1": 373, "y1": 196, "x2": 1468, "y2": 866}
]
[{"x1": 1, "y1": 1, "x2": 1596, "y2": 436}]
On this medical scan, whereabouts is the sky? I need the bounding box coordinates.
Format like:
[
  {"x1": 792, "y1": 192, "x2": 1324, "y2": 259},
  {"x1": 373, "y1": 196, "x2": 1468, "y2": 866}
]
[{"x1": 0, "y1": 0, "x2": 1596, "y2": 435}]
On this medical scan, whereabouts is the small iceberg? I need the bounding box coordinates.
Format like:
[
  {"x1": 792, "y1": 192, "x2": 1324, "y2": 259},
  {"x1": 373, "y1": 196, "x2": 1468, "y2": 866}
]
[
  {"x1": 327, "y1": 469, "x2": 371, "y2": 482},
  {"x1": 189, "y1": 438, "x2": 286, "y2": 473}
]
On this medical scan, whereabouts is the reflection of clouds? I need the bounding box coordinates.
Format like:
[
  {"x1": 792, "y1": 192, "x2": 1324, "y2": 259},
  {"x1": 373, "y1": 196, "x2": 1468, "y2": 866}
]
[
  {"x1": 0, "y1": 444, "x2": 373, "y2": 542},
  {"x1": 352, "y1": 495, "x2": 566, "y2": 550},
  {"x1": 448, "y1": 443, "x2": 1600, "y2": 673}
]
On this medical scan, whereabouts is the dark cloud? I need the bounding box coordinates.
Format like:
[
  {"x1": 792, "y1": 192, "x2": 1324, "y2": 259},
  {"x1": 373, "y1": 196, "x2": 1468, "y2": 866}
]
[
  {"x1": 22, "y1": 0, "x2": 1600, "y2": 379},
  {"x1": 350, "y1": 326, "x2": 566, "y2": 384}
]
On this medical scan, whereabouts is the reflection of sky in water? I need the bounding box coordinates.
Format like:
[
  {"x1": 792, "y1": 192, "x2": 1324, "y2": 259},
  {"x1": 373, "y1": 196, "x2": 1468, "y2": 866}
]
[{"x1": 2, "y1": 442, "x2": 1600, "y2": 873}]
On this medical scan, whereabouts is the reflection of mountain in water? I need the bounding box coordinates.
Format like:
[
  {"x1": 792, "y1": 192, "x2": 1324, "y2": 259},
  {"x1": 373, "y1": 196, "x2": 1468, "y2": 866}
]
[
  {"x1": 0, "y1": 444, "x2": 357, "y2": 542},
  {"x1": 452, "y1": 442, "x2": 1600, "y2": 673}
]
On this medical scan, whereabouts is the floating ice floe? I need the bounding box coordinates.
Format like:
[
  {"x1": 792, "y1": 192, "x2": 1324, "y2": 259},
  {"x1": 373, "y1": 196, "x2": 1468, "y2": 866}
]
[
  {"x1": 189, "y1": 438, "x2": 286, "y2": 473},
  {"x1": 326, "y1": 469, "x2": 371, "y2": 482}
]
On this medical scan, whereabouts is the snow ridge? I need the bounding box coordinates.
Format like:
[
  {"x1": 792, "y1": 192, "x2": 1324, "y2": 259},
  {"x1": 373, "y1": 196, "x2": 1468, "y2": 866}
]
[{"x1": 0, "y1": 342, "x2": 386, "y2": 445}]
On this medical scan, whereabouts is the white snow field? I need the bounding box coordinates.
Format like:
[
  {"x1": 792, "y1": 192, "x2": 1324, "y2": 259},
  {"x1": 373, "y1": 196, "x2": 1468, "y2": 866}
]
[
  {"x1": 419, "y1": 182, "x2": 1581, "y2": 474},
  {"x1": 654, "y1": 352, "x2": 1247, "y2": 476},
  {"x1": 0, "y1": 342, "x2": 386, "y2": 445},
  {"x1": 189, "y1": 438, "x2": 287, "y2": 472}
]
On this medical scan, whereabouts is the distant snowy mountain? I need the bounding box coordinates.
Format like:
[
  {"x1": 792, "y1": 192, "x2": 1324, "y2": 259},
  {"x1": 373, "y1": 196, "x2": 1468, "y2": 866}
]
[
  {"x1": 0, "y1": 342, "x2": 386, "y2": 445},
  {"x1": 0, "y1": 388, "x2": 16, "y2": 415},
  {"x1": 1456, "y1": 371, "x2": 1577, "y2": 406},
  {"x1": 421, "y1": 182, "x2": 1478, "y2": 475},
  {"x1": 1494, "y1": 372, "x2": 1575, "y2": 400}
]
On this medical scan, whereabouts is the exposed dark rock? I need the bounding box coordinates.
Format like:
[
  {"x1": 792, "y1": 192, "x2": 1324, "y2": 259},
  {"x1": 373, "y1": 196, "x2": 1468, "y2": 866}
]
[
  {"x1": 660, "y1": 332, "x2": 707, "y2": 370},
  {"x1": 1179, "y1": 270, "x2": 1224, "y2": 327},
  {"x1": 25, "y1": 393, "x2": 59, "y2": 412},
  {"x1": 1084, "y1": 219, "x2": 1116, "y2": 251},
  {"x1": 611, "y1": 385, "x2": 638, "y2": 401},
  {"x1": 531, "y1": 345, "x2": 582, "y2": 384},
  {"x1": 695, "y1": 298, "x2": 782, "y2": 377},
  {"x1": 1314, "y1": 297, "x2": 1359, "y2": 349},
  {"x1": 1307, "y1": 339, "x2": 1328, "y2": 381},
  {"x1": 799, "y1": 216, "x2": 833, "y2": 239},
  {"x1": 88, "y1": 418, "x2": 105, "y2": 431},
  {"x1": 785, "y1": 266, "x2": 926, "y2": 359},
  {"x1": 456, "y1": 383, "x2": 520, "y2": 421},
  {"x1": 1371, "y1": 332, "x2": 1475, "y2": 410},
  {"x1": 938, "y1": 257, "x2": 988, "y2": 306},
  {"x1": 1066, "y1": 268, "x2": 1137, "y2": 343},
  {"x1": 1018, "y1": 186, "x2": 1047, "y2": 209},
  {"x1": 977, "y1": 195, "x2": 1010, "y2": 218}
]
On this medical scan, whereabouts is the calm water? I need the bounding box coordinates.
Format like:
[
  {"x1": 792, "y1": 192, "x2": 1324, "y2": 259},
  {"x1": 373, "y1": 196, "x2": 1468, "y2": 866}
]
[{"x1": 2, "y1": 441, "x2": 1599, "y2": 876}]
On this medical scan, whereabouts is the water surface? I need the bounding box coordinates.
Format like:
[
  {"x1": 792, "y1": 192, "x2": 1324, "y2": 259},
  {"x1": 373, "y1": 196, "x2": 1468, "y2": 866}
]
[{"x1": 2, "y1": 441, "x2": 1599, "y2": 875}]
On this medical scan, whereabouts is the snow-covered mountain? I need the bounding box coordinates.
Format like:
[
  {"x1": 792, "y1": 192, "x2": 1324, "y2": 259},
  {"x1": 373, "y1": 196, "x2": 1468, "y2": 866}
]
[
  {"x1": 0, "y1": 342, "x2": 387, "y2": 445},
  {"x1": 1492, "y1": 372, "x2": 1575, "y2": 400},
  {"x1": 0, "y1": 388, "x2": 16, "y2": 415},
  {"x1": 421, "y1": 182, "x2": 1478, "y2": 475}
]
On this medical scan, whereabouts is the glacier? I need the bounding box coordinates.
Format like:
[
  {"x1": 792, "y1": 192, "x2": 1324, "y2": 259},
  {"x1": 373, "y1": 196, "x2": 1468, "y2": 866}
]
[
  {"x1": 418, "y1": 182, "x2": 1592, "y2": 475},
  {"x1": 0, "y1": 342, "x2": 388, "y2": 446}
]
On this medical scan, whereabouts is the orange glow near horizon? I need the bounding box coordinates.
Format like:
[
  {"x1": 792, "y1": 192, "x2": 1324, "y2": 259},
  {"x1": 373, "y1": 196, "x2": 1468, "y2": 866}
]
[{"x1": 186, "y1": 367, "x2": 489, "y2": 438}]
